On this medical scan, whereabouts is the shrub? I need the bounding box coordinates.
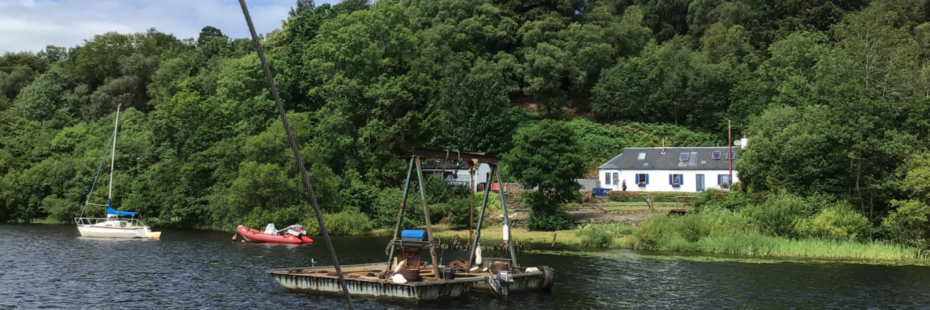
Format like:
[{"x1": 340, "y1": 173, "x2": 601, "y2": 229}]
[
  {"x1": 741, "y1": 190, "x2": 812, "y2": 238},
  {"x1": 304, "y1": 208, "x2": 373, "y2": 236},
  {"x1": 526, "y1": 210, "x2": 571, "y2": 231},
  {"x1": 692, "y1": 189, "x2": 750, "y2": 213},
  {"x1": 795, "y1": 202, "x2": 872, "y2": 241},
  {"x1": 882, "y1": 200, "x2": 930, "y2": 250},
  {"x1": 523, "y1": 191, "x2": 571, "y2": 231},
  {"x1": 576, "y1": 223, "x2": 635, "y2": 247},
  {"x1": 630, "y1": 209, "x2": 752, "y2": 249}
]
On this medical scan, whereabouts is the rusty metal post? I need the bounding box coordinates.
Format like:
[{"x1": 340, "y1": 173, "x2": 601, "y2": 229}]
[
  {"x1": 414, "y1": 157, "x2": 441, "y2": 278},
  {"x1": 467, "y1": 165, "x2": 495, "y2": 267},
  {"x1": 386, "y1": 157, "x2": 416, "y2": 270},
  {"x1": 495, "y1": 167, "x2": 518, "y2": 269},
  {"x1": 469, "y1": 165, "x2": 475, "y2": 248}
]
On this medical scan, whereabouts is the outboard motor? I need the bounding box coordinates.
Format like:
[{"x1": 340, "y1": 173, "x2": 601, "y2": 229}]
[{"x1": 496, "y1": 270, "x2": 512, "y2": 296}]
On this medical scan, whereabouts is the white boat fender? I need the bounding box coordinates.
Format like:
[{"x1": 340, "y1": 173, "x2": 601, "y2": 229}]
[
  {"x1": 525, "y1": 267, "x2": 540, "y2": 273},
  {"x1": 469, "y1": 267, "x2": 479, "y2": 272},
  {"x1": 475, "y1": 246, "x2": 482, "y2": 265},
  {"x1": 391, "y1": 274, "x2": 407, "y2": 284},
  {"x1": 502, "y1": 224, "x2": 509, "y2": 241}
]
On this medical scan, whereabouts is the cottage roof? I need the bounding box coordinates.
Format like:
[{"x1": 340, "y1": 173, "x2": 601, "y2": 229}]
[{"x1": 599, "y1": 147, "x2": 738, "y2": 171}]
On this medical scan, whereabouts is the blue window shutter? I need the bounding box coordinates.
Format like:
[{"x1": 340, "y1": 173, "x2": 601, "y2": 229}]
[
  {"x1": 668, "y1": 174, "x2": 672, "y2": 185},
  {"x1": 680, "y1": 175, "x2": 684, "y2": 186},
  {"x1": 646, "y1": 174, "x2": 649, "y2": 185}
]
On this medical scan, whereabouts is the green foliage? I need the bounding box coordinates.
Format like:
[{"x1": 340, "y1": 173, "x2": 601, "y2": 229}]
[
  {"x1": 741, "y1": 190, "x2": 813, "y2": 238},
  {"x1": 631, "y1": 209, "x2": 753, "y2": 249},
  {"x1": 795, "y1": 202, "x2": 872, "y2": 241},
  {"x1": 882, "y1": 200, "x2": 930, "y2": 251},
  {"x1": 506, "y1": 120, "x2": 584, "y2": 230},
  {"x1": 13, "y1": 69, "x2": 69, "y2": 122},
  {"x1": 691, "y1": 189, "x2": 750, "y2": 212},
  {"x1": 898, "y1": 153, "x2": 930, "y2": 202},
  {"x1": 576, "y1": 223, "x2": 634, "y2": 247},
  {"x1": 303, "y1": 208, "x2": 373, "y2": 236}
]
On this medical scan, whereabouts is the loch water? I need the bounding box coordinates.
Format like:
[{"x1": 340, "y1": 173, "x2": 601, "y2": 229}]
[{"x1": 2, "y1": 224, "x2": 930, "y2": 309}]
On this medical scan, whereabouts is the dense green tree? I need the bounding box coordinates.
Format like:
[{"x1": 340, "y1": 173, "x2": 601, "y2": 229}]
[
  {"x1": 303, "y1": 0, "x2": 436, "y2": 186},
  {"x1": 197, "y1": 26, "x2": 225, "y2": 46},
  {"x1": 13, "y1": 69, "x2": 70, "y2": 122},
  {"x1": 506, "y1": 120, "x2": 585, "y2": 230}
]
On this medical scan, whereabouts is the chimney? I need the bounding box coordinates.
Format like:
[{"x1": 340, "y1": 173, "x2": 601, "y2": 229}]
[{"x1": 740, "y1": 135, "x2": 748, "y2": 149}]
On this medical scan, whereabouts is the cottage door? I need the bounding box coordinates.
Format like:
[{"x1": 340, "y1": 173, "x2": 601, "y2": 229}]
[{"x1": 696, "y1": 174, "x2": 705, "y2": 192}]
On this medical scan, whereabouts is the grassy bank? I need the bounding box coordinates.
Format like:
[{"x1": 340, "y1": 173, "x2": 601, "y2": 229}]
[
  {"x1": 433, "y1": 220, "x2": 922, "y2": 262},
  {"x1": 632, "y1": 233, "x2": 917, "y2": 260},
  {"x1": 432, "y1": 224, "x2": 592, "y2": 247}
]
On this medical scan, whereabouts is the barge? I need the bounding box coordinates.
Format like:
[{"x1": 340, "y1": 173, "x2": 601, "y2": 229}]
[
  {"x1": 268, "y1": 263, "x2": 554, "y2": 302},
  {"x1": 267, "y1": 149, "x2": 555, "y2": 303}
]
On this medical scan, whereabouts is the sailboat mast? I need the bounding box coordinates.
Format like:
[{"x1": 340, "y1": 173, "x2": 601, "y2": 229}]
[{"x1": 107, "y1": 105, "x2": 121, "y2": 206}]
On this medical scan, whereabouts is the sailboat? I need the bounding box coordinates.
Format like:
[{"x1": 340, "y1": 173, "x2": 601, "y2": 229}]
[{"x1": 74, "y1": 105, "x2": 160, "y2": 239}]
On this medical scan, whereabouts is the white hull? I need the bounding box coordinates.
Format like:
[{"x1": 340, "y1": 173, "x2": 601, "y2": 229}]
[{"x1": 76, "y1": 224, "x2": 160, "y2": 239}]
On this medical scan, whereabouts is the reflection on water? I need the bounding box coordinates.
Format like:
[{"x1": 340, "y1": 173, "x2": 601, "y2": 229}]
[{"x1": 2, "y1": 224, "x2": 930, "y2": 309}]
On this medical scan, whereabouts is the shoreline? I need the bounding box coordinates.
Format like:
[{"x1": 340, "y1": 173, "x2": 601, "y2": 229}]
[
  {"x1": 12, "y1": 222, "x2": 926, "y2": 265},
  {"x1": 431, "y1": 224, "x2": 927, "y2": 264}
]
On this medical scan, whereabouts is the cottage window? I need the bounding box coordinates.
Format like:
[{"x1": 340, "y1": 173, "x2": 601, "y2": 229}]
[
  {"x1": 718, "y1": 174, "x2": 730, "y2": 188},
  {"x1": 712, "y1": 151, "x2": 721, "y2": 160},
  {"x1": 637, "y1": 152, "x2": 647, "y2": 160},
  {"x1": 636, "y1": 174, "x2": 648, "y2": 186},
  {"x1": 670, "y1": 174, "x2": 682, "y2": 187},
  {"x1": 604, "y1": 173, "x2": 611, "y2": 185},
  {"x1": 613, "y1": 173, "x2": 619, "y2": 185},
  {"x1": 727, "y1": 151, "x2": 736, "y2": 159}
]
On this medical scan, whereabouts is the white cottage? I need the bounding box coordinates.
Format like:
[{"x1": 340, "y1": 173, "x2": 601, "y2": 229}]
[{"x1": 597, "y1": 146, "x2": 742, "y2": 192}]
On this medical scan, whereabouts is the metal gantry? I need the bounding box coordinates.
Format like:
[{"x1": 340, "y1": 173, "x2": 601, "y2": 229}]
[{"x1": 388, "y1": 148, "x2": 518, "y2": 273}]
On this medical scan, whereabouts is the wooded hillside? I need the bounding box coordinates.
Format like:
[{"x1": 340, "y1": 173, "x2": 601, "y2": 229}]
[{"x1": 1, "y1": 0, "x2": 929, "y2": 240}]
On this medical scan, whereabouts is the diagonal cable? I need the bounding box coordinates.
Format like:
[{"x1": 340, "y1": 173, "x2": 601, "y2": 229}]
[{"x1": 238, "y1": 1, "x2": 355, "y2": 308}]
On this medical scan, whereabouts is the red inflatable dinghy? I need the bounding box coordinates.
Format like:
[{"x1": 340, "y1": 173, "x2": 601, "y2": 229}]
[{"x1": 236, "y1": 225, "x2": 313, "y2": 244}]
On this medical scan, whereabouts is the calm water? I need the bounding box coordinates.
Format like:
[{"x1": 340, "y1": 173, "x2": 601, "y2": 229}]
[{"x1": 2, "y1": 224, "x2": 930, "y2": 309}]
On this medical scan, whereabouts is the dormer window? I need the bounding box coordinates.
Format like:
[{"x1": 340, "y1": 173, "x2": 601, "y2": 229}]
[
  {"x1": 679, "y1": 153, "x2": 689, "y2": 167},
  {"x1": 712, "y1": 151, "x2": 721, "y2": 160}
]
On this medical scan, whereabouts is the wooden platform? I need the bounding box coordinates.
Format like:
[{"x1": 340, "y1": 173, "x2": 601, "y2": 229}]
[{"x1": 267, "y1": 263, "x2": 553, "y2": 303}]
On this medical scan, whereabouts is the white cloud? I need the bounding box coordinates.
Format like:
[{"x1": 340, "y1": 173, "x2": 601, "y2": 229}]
[{"x1": 0, "y1": 0, "x2": 339, "y2": 53}]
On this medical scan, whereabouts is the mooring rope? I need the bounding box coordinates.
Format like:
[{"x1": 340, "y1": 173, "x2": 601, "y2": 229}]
[{"x1": 237, "y1": 1, "x2": 354, "y2": 308}]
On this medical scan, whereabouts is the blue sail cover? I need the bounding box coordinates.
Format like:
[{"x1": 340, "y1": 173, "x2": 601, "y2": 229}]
[{"x1": 107, "y1": 207, "x2": 137, "y2": 216}]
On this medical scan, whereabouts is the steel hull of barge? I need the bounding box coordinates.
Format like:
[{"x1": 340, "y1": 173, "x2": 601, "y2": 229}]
[{"x1": 267, "y1": 263, "x2": 554, "y2": 303}]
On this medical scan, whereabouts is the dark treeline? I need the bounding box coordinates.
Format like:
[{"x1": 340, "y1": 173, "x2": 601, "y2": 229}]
[{"x1": 1, "y1": 0, "x2": 929, "y2": 247}]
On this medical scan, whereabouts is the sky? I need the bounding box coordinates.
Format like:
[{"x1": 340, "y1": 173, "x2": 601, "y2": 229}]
[{"x1": 0, "y1": 0, "x2": 338, "y2": 54}]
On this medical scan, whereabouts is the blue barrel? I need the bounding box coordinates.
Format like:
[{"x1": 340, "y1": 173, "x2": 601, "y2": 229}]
[
  {"x1": 593, "y1": 188, "x2": 610, "y2": 196},
  {"x1": 401, "y1": 229, "x2": 428, "y2": 241}
]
